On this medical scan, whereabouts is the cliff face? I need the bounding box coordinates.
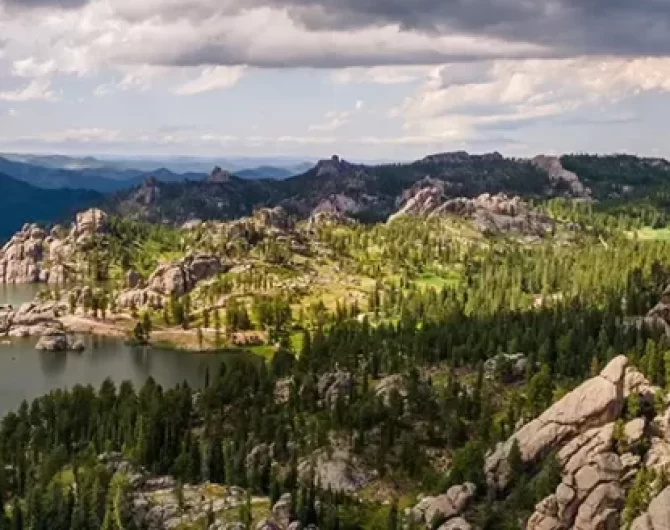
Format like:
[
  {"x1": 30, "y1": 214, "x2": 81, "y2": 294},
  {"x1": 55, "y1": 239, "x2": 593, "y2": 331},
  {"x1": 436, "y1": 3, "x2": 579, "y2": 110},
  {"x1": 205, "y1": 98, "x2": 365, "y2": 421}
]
[{"x1": 0, "y1": 208, "x2": 108, "y2": 284}]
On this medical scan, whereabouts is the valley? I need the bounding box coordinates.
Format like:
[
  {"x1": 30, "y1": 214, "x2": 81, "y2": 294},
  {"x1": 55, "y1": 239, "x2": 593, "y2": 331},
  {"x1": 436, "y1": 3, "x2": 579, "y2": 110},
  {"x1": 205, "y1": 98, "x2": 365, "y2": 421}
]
[{"x1": 2, "y1": 150, "x2": 670, "y2": 529}]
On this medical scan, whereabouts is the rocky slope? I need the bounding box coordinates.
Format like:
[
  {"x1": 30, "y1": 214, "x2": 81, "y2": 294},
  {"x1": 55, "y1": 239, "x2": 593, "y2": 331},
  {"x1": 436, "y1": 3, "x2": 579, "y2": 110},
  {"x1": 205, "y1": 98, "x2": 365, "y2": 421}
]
[
  {"x1": 389, "y1": 178, "x2": 555, "y2": 236},
  {"x1": 109, "y1": 152, "x2": 562, "y2": 225},
  {"x1": 410, "y1": 354, "x2": 670, "y2": 529}
]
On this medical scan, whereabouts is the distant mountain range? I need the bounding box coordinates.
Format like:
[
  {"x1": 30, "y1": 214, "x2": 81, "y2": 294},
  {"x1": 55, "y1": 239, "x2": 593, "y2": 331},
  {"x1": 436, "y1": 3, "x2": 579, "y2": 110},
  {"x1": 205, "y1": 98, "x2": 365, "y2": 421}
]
[
  {"x1": 0, "y1": 173, "x2": 101, "y2": 242},
  {"x1": 0, "y1": 153, "x2": 313, "y2": 193},
  {"x1": 4, "y1": 150, "x2": 670, "y2": 243}
]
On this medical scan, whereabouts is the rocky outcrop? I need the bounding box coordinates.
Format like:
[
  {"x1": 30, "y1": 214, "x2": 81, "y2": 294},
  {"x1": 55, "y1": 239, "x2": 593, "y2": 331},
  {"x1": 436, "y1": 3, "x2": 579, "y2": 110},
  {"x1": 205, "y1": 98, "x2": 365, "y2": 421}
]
[
  {"x1": 35, "y1": 329, "x2": 85, "y2": 352},
  {"x1": 507, "y1": 359, "x2": 666, "y2": 530},
  {"x1": 532, "y1": 155, "x2": 591, "y2": 198},
  {"x1": 0, "y1": 224, "x2": 46, "y2": 283},
  {"x1": 317, "y1": 371, "x2": 354, "y2": 406},
  {"x1": 410, "y1": 483, "x2": 476, "y2": 527},
  {"x1": 149, "y1": 254, "x2": 223, "y2": 296},
  {"x1": 253, "y1": 207, "x2": 293, "y2": 232},
  {"x1": 389, "y1": 180, "x2": 554, "y2": 236},
  {"x1": 0, "y1": 208, "x2": 108, "y2": 284},
  {"x1": 527, "y1": 433, "x2": 625, "y2": 530},
  {"x1": 0, "y1": 301, "x2": 84, "y2": 348},
  {"x1": 298, "y1": 448, "x2": 373, "y2": 493},
  {"x1": 486, "y1": 356, "x2": 628, "y2": 491},
  {"x1": 118, "y1": 254, "x2": 225, "y2": 308},
  {"x1": 314, "y1": 155, "x2": 354, "y2": 178}
]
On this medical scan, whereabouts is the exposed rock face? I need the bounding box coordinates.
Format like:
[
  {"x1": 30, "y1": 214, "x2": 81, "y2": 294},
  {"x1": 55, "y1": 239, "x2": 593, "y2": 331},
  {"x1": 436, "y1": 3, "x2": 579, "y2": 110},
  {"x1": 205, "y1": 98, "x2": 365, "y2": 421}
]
[
  {"x1": 150, "y1": 254, "x2": 222, "y2": 296},
  {"x1": 0, "y1": 224, "x2": 45, "y2": 283},
  {"x1": 150, "y1": 255, "x2": 222, "y2": 297},
  {"x1": 0, "y1": 208, "x2": 108, "y2": 284},
  {"x1": 117, "y1": 254, "x2": 225, "y2": 309},
  {"x1": 389, "y1": 179, "x2": 554, "y2": 236},
  {"x1": 72, "y1": 208, "x2": 107, "y2": 241},
  {"x1": 631, "y1": 486, "x2": 670, "y2": 530},
  {"x1": 253, "y1": 207, "x2": 293, "y2": 232},
  {"x1": 532, "y1": 155, "x2": 591, "y2": 198},
  {"x1": 486, "y1": 356, "x2": 628, "y2": 491},
  {"x1": 317, "y1": 371, "x2": 354, "y2": 406},
  {"x1": 311, "y1": 194, "x2": 361, "y2": 218},
  {"x1": 298, "y1": 448, "x2": 372, "y2": 493},
  {"x1": 410, "y1": 483, "x2": 476, "y2": 527},
  {"x1": 272, "y1": 494, "x2": 293, "y2": 528},
  {"x1": 437, "y1": 517, "x2": 472, "y2": 530}
]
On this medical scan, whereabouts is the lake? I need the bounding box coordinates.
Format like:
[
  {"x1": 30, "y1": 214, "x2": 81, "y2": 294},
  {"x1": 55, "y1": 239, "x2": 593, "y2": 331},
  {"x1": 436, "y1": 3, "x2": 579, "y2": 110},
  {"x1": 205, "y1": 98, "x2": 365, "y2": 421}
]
[{"x1": 0, "y1": 284, "x2": 236, "y2": 416}]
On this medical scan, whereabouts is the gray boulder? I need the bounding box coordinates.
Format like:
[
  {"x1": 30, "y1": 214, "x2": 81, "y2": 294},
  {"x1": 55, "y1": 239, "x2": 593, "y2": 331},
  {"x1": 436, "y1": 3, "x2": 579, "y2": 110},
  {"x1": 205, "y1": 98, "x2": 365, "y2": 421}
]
[{"x1": 486, "y1": 356, "x2": 628, "y2": 491}]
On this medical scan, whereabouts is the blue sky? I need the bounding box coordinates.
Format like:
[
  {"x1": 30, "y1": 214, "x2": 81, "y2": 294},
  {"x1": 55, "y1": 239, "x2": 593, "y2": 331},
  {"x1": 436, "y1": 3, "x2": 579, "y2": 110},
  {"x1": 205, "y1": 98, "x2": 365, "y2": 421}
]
[{"x1": 1, "y1": 0, "x2": 670, "y2": 161}]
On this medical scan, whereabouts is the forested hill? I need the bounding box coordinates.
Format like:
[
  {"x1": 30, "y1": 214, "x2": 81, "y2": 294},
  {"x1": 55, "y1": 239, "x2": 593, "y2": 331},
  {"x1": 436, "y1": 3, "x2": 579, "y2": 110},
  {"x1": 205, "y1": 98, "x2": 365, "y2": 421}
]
[
  {"x1": 108, "y1": 151, "x2": 670, "y2": 225},
  {"x1": 109, "y1": 152, "x2": 560, "y2": 224},
  {"x1": 0, "y1": 172, "x2": 101, "y2": 242}
]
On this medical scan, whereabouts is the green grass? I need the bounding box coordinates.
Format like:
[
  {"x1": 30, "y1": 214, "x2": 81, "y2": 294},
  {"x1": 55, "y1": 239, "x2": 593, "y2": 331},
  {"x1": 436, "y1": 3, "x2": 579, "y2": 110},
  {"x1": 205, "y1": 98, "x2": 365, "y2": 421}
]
[
  {"x1": 630, "y1": 226, "x2": 670, "y2": 241},
  {"x1": 413, "y1": 267, "x2": 463, "y2": 290}
]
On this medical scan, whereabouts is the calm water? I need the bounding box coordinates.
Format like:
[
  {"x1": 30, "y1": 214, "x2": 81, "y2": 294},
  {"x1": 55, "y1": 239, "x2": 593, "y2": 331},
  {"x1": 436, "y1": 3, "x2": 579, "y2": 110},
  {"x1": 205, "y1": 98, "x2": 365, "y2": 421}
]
[{"x1": 0, "y1": 284, "x2": 234, "y2": 416}]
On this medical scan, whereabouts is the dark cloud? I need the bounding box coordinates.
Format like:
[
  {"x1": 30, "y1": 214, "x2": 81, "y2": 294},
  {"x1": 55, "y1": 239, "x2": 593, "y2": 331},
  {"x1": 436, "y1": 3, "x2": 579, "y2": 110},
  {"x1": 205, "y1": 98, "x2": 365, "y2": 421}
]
[
  {"x1": 1, "y1": 0, "x2": 90, "y2": 10},
  {"x1": 251, "y1": 0, "x2": 670, "y2": 57}
]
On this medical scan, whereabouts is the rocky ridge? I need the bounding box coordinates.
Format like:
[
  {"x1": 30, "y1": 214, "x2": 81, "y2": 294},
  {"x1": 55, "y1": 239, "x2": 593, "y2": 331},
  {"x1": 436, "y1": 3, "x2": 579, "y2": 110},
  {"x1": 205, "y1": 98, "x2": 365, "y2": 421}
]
[{"x1": 389, "y1": 178, "x2": 554, "y2": 236}]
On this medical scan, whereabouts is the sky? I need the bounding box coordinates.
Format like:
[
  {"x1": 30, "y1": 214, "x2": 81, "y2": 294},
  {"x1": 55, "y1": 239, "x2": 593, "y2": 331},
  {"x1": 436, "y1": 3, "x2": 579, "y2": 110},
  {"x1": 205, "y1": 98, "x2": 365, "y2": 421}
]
[{"x1": 1, "y1": 0, "x2": 670, "y2": 161}]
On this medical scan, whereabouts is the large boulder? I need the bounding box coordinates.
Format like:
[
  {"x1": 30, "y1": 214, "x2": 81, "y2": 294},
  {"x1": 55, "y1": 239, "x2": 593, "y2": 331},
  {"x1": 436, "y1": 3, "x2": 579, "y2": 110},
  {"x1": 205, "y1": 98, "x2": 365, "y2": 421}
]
[
  {"x1": 35, "y1": 330, "x2": 69, "y2": 351},
  {"x1": 317, "y1": 371, "x2": 354, "y2": 406},
  {"x1": 486, "y1": 356, "x2": 628, "y2": 490},
  {"x1": 410, "y1": 483, "x2": 476, "y2": 526},
  {"x1": 148, "y1": 254, "x2": 223, "y2": 297}
]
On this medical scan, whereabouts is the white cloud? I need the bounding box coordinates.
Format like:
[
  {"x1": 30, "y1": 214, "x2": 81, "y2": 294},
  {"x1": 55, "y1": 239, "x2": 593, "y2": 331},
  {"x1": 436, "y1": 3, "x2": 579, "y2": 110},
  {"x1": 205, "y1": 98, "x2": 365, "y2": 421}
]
[
  {"x1": 12, "y1": 57, "x2": 57, "y2": 78},
  {"x1": 309, "y1": 100, "x2": 366, "y2": 132},
  {"x1": 0, "y1": 79, "x2": 57, "y2": 102},
  {"x1": 8, "y1": 108, "x2": 18, "y2": 117},
  {"x1": 395, "y1": 57, "x2": 670, "y2": 140},
  {"x1": 332, "y1": 66, "x2": 432, "y2": 84},
  {"x1": 309, "y1": 111, "x2": 350, "y2": 132},
  {"x1": 174, "y1": 66, "x2": 246, "y2": 95}
]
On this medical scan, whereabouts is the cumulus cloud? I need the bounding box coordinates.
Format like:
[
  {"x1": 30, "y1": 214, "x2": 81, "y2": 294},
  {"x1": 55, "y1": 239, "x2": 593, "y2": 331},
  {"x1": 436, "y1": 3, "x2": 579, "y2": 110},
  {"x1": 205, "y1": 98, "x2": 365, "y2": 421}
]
[
  {"x1": 0, "y1": 79, "x2": 57, "y2": 101},
  {"x1": 174, "y1": 66, "x2": 246, "y2": 95},
  {"x1": 394, "y1": 57, "x2": 670, "y2": 140}
]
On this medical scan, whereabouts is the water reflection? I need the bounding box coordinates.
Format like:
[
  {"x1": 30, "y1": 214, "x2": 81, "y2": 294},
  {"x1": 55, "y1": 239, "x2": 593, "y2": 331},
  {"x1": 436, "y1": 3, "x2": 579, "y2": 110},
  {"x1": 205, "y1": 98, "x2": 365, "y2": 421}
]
[
  {"x1": 0, "y1": 285, "x2": 242, "y2": 415},
  {"x1": 39, "y1": 351, "x2": 68, "y2": 377}
]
